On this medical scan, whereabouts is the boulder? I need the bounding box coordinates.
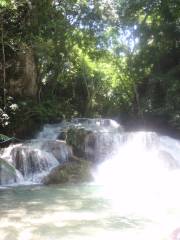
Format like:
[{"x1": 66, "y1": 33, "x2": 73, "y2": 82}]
[
  {"x1": 66, "y1": 127, "x2": 120, "y2": 162},
  {"x1": 43, "y1": 156, "x2": 93, "y2": 184},
  {"x1": 57, "y1": 118, "x2": 123, "y2": 162},
  {"x1": 66, "y1": 127, "x2": 93, "y2": 159},
  {"x1": 57, "y1": 131, "x2": 67, "y2": 141}
]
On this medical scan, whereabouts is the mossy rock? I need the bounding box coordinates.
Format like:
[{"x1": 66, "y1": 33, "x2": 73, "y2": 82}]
[
  {"x1": 66, "y1": 127, "x2": 95, "y2": 159},
  {"x1": 0, "y1": 158, "x2": 18, "y2": 185},
  {"x1": 43, "y1": 156, "x2": 93, "y2": 185},
  {"x1": 66, "y1": 127, "x2": 89, "y2": 147}
]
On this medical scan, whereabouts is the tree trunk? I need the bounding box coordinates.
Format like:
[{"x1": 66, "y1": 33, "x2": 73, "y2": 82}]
[
  {"x1": 1, "y1": 20, "x2": 6, "y2": 110},
  {"x1": 133, "y1": 83, "x2": 143, "y2": 119}
]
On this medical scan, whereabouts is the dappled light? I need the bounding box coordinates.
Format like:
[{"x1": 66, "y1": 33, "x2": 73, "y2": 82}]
[
  {"x1": 0, "y1": 185, "x2": 145, "y2": 240},
  {"x1": 0, "y1": 184, "x2": 175, "y2": 240}
]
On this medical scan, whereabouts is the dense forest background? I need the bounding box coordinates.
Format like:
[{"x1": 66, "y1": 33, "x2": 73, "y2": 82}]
[{"x1": 0, "y1": 0, "x2": 180, "y2": 137}]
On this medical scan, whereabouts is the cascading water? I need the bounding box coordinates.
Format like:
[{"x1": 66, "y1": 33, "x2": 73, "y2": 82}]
[
  {"x1": 1, "y1": 119, "x2": 180, "y2": 239},
  {"x1": 95, "y1": 131, "x2": 180, "y2": 204},
  {"x1": 37, "y1": 123, "x2": 65, "y2": 140},
  {"x1": 0, "y1": 118, "x2": 122, "y2": 185},
  {"x1": 94, "y1": 130, "x2": 180, "y2": 238},
  {"x1": 0, "y1": 122, "x2": 72, "y2": 185}
]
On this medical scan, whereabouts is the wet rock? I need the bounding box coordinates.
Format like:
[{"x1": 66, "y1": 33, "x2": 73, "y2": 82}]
[
  {"x1": 57, "y1": 131, "x2": 67, "y2": 141},
  {"x1": 66, "y1": 127, "x2": 93, "y2": 159},
  {"x1": 66, "y1": 127, "x2": 121, "y2": 162},
  {"x1": 43, "y1": 156, "x2": 93, "y2": 184},
  {"x1": 63, "y1": 118, "x2": 123, "y2": 162},
  {"x1": 0, "y1": 158, "x2": 18, "y2": 185}
]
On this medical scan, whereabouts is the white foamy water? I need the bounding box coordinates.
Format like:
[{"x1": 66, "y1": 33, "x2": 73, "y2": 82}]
[
  {"x1": 1, "y1": 122, "x2": 72, "y2": 185},
  {"x1": 1, "y1": 120, "x2": 180, "y2": 239},
  {"x1": 94, "y1": 131, "x2": 180, "y2": 239}
]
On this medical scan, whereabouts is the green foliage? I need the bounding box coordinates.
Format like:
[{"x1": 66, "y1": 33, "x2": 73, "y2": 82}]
[
  {"x1": 0, "y1": 0, "x2": 180, "y2": 133},
  {"x1": 113, "y1": 0, "x2": 180, "y2": 121},
  {"x1": 0, "y1": 133, "x2": 11, "y2": 142}
]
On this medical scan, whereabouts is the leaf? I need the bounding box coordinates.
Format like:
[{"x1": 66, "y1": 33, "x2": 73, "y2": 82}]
[{"x1": 0, "y1": 134, "x2": 11, "y2": 142}]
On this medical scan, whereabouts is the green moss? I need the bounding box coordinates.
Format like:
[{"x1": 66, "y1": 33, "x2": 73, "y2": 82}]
[
  {"x1": 44, "y1": 158, "x2": 93, "y2": 185},
  {"x1": 66, "y1": 127, "x2": 93, "y2": 158}
]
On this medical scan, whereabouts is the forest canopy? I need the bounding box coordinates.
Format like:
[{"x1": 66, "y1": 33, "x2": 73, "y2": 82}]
[{"x1": 0, "y1": 0, "x2": 180, "y2": 135}]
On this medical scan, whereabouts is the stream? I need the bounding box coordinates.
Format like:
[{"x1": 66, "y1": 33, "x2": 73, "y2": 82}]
[{"x1": 1, "y1": 119, "x2": 180, "y2": 240}]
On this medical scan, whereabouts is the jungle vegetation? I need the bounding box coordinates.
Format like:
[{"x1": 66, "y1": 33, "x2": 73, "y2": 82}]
[{"x1": 0, "y1": 0, "x2": 180, "y2": 136}]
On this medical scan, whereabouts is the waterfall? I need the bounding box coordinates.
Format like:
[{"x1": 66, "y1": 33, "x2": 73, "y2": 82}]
[
  {"x1": 95, "y1": 131, "x2": 180, "y2": 189},
  {"x1": 1, "y1": 118, "x2": 180, "y2": 189},
  {"x1": 0, "y1": 122, "x2": 72, "y2": 185},
  {"x1": 37, "y1": 123, "x2": 64, "y2": 140},
  {"x1": 67, "y1": 118, "x2": 123, "y2": 161},
  {"x1": 94, "y1": 131, "x2": 180, "y2": 219},
  {"x1": 2, "y1": 119, "x2": 180, "y2": 240},
  {"x1": 11, "y1": 145, "x2": 59, "y2": 182}
]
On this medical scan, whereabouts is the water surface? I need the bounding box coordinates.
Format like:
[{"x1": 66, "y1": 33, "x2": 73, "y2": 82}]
[{"x1": 0, "y1": 183, "x2": 177, "y2": 240}]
